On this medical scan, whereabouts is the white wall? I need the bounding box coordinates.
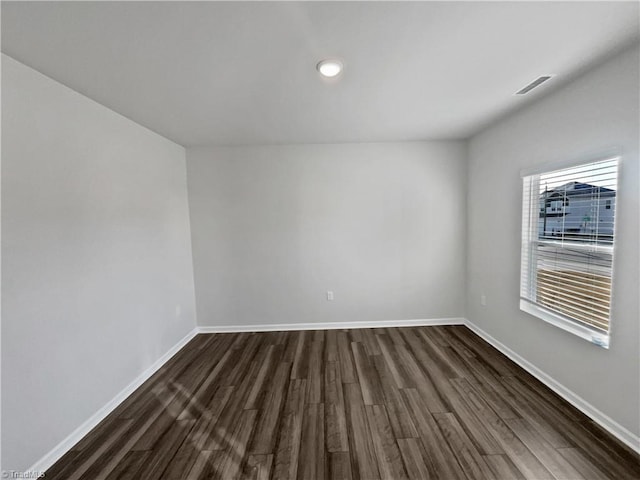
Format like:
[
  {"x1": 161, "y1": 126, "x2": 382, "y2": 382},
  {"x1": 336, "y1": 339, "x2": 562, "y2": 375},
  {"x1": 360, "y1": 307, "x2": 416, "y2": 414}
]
[
  {"x1": 1, "y1": 55, "x2": 197, "y2": 470},
  {"x1": 467, "y1": 45, "x2": 639, "y2": 438},
  {"x1": 187, "y1": 142, "x2": 467, "y2": 327}
]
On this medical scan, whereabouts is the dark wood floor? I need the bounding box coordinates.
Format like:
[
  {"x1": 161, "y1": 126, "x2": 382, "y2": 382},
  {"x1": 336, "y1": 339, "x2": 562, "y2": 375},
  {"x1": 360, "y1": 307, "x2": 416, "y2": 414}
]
[{"x1": 45, "y1": 326, "x2": 639, "y2": 479}]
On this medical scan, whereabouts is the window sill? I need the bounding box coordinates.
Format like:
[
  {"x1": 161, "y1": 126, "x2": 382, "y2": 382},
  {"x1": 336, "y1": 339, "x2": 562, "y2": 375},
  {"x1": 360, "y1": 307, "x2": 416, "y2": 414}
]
[{"x1": 519, "y1": 299, "x2": 610, "y2": 349}]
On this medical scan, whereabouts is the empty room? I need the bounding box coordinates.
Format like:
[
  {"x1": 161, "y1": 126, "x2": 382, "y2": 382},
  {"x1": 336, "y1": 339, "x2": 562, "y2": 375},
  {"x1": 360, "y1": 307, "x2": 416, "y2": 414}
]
[{"x1": 2, "y1": 1, "x2": 639, "y2": 479}]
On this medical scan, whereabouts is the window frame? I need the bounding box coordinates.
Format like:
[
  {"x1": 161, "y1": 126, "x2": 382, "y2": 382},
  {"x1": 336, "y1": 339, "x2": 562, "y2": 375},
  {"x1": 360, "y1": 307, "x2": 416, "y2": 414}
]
[{"x1": 519, "y1": 153, "x2": 621, "y2": 349}]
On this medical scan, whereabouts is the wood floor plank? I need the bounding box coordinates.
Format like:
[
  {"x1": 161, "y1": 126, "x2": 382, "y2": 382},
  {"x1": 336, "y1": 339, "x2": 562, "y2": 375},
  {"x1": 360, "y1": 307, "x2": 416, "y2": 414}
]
[
  {"x1": 386, "y1": 327, "x2": 406, "y2": 346},
  {"x1": 551, "y1": 423, "x2": 639, "y2": 480},
  {"x1": 557, "y1": 447, "x2": 611, "y2": 480},
  {"x1": 351, "y1": 342, "x2": 384, "y2": 405},
  {"x1": 451, "y1": 378, "x2": 556, "y2": 480},
  {"x1": 112, "y1": 334, "x2": 218, "y2": 421},
  {"x1": 337, "y1": 331, "x2": 358, "y2": 383},
  {"x1": 453, "y1": 347, "x2": 506, "y2": 386},
  {"x1": 272, "y1": 378, "x2": 307, "y2": 480},
  {"x1": 398, "y1": 329, "x2": 441, "y2": 373},
  {"x1": 416, "y1": 328, "x2": 471, "y2": 379},
  {"x1": 297, "y1": 403, "x2": 326, "y2": 480},
  {"x1": 207, "y1": 355, "x2": 263, "y2": 451},
  {"x1": 44, "y1": 451, "x2": 82, "y2": 480},
  {"x1": 214, "y1": 409, "x2": 258, "y2": 480},
  {"x1": 325, "y1": 329, "x2": 338, "y2": 363},
  {"x1": 179, "y1": 334, "x2": 238, "y2": 416},
  {"x1": 244, "y1": 344, "x2": 279, "y2": 410},
  {"x1": 348, "y1": 329, "x2": 364, "y2": 343},
  {"x1": 362, "y1": 328, "x2": 382, "y2": 356},
  {"x1": 344, "y1": 383, "x2": 381, "y2": 480},
  {"x1": 506, "y1": 417, "x2": 584, "y2": 479},
  {"x1": 222, "y1": 334, "x2": 263, "y2": 387},
  {"x1": 501, "y1": 374, "x2": 627, "y2": 475},
  {"x1": 440, "y1": 326, "x2": 477, "y2": 358},
  {"x1": 249, "y1": 361, "x2": 291, "y2": 454},
  {"x1": 449, "y1": 327, "x2": 519, "y2": 377},
  {"x1": 104, "y1": 451, "x2": 151, "y2": 480},
  {"x1": 329, "y1": 452, "x2": 353, "y2": 480},
  {"x1": 394, "y1": 343, "x2": 447, "y2": 413},
  {"x1": 291, "y1": 331, "x2": 311, "y2": 380},
  {"x1": 516, "y1": 371, "x2": 585, "y2": 421},
  {"x1": 177, "y1": 346, "x2": 235, "y2": 421},
  {"x1": 365, "y1": 404, "x2": 409, "y2": 480},
  {"x1": 325, "y1": 361, "x2": 349, "y2": 452},
  {"x1": 376, "y1": 334, "x2": 414, "y2": 389},
  {"x1": 188, "y1": 450, "x2": 216, "y2": 480},
  {"x1": 438, "y1": 379, "x2": 505, "y2": 455},
  {"x1": 468, "y1": 404, "x2": 555, "y2": 479},
  {"x1": 59, "y1": 419, "x2": 134, "y2": 480},
  {"x1": 159, "y1": 444, "x2": 200, "y2": 480},
  {"x1": 399, "y1": 328, "x2": 456, "y2": 398},
  {"x1": 372, "y1": 354, "x2": 418, "y2": 439},
  {"x1": 44, "y1": 327, "x2": 640, "y2": 480},
  {"x1": 133, "y1": 336, "x2": 234, "y2": 451},
  {"x1": 577, "y1": 419, "x2": 640, "y2": 476},
  {"x1": 230, "y1": 332, "x2": 253, "y2": 349},
  {"x1": 433, "y1": 411, "x2": 496, "y2": 480},
  {"x1": 468, "y1": 373, "x2": 521, "y2": 421},
  {"x1": 483, "y1": 454, "x2": 526, "y2": 480},
  {"x1": 427, "y1": 325, "x2": 452, "y2": 348},
  {"x1": 243, "y1": 454, "x2": 273, "y2": 480},
  {"x1": 306, "y1": 340, "x2": 325, "y2": 404},
  {"x1": 83, "y1": 402, "x2": 188, "y2": 480},
  {"x1": 194, "y1": 385, "x2": 235, "y2": 451},
  {"x1": 496, "y1": 376, "x2": 573, "y2": 448},
  {"x1": 282, "y1": 331, "x2": 300, "y2": 364},
  {"x1": 450, "y1": 377, "x2": 511, "y2": 430},
  {"x1": 397, "y1": 437, "x2": 434, "y2": 480},
  {"x1": 45, "y1": 419, "x2": 133, "y2": 480},
  {"x1": 131, "y1": 418, "x2": 196, "y2": 480},
  {"x1": 161, "y1": 385, "x2": 235, "y2": 478},
  {"x1": 131, "y1": 383, "x2": 192, "y2": 451},
  {"x1": 401, "y1": 388, "x2": 472, "y2": 480}
]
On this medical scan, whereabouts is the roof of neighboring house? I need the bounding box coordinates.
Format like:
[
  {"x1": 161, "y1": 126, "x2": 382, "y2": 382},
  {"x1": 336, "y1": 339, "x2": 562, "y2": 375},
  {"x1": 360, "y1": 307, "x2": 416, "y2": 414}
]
[{"x1": 542, "y1": 182, "x2": 616, "y2": 197}]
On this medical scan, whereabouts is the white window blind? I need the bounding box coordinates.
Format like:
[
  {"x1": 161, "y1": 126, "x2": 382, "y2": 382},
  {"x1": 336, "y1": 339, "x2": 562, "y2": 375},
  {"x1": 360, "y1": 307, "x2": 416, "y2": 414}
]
[{"x1": 520, "y1": 157, "x2": 619, "y2": 348}]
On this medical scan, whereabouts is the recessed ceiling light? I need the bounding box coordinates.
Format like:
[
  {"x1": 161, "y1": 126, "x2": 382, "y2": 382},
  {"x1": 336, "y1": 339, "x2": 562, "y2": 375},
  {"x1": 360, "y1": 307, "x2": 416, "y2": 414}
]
[{"x1": 317, "y1": 59, "x2": 343, "y2": 78}]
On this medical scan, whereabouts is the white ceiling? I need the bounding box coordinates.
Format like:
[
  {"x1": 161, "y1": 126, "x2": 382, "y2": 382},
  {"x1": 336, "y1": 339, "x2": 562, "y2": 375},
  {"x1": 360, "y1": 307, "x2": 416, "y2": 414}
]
[{"x1": 2, "y1": 1, "x2": 639, "y2": 147}]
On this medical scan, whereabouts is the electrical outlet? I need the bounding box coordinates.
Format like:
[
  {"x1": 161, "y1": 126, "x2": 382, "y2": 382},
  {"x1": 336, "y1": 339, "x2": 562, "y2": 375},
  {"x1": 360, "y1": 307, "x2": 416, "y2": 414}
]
[
  {"x1": 327, "y1": 291, "x2": 334, "y2": 301},
  {"x1": 480, "y1": 295, "x2": 487, "y2": 307},
  {"x1": 176, "y1": 304, "x2": 182, "y2": 317}
]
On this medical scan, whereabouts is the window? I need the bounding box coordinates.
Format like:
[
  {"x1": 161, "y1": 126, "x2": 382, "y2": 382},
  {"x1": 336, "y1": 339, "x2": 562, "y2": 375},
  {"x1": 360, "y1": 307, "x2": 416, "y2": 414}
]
[{"x1": 520, "y1": 156, "x2": 619, "y2": 348}]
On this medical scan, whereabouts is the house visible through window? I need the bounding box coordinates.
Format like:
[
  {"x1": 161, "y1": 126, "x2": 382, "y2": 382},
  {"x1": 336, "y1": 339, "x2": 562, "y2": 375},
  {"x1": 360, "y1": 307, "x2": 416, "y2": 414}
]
[{"x1": 520, "y1": 157, "x2": 619, "y2": 348}]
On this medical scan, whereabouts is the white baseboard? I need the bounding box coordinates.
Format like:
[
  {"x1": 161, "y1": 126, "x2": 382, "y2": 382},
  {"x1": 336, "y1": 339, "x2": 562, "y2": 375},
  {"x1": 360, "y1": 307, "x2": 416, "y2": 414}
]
[
  {"x1": 196, "y1": 317, "x2": 465, "y2": 333},
  {"x1": 464, "y1": 318, "x2": 640, "y2": 454},
  {"x1": 27, "y1": 327, "x2": 199, "y2": 475}
]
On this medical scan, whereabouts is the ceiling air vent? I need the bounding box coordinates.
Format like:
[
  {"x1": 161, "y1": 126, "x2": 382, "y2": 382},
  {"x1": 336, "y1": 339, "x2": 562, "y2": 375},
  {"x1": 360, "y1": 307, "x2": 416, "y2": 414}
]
[{"x1": 515, "y1": 75, "x2": 554, "y2": 95}]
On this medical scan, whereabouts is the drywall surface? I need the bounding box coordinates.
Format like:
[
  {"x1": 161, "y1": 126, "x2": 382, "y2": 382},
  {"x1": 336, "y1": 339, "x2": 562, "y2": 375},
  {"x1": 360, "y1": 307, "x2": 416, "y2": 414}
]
[
  {"x1": 1, "y1": 55, "x2": 197, "y2": 470},
  {"x1": 467, "y1": 45, "x2": 640, "y2": 437},
  {"x1": 188, "y1": 141, "x2": 467, "y2": 327}
]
